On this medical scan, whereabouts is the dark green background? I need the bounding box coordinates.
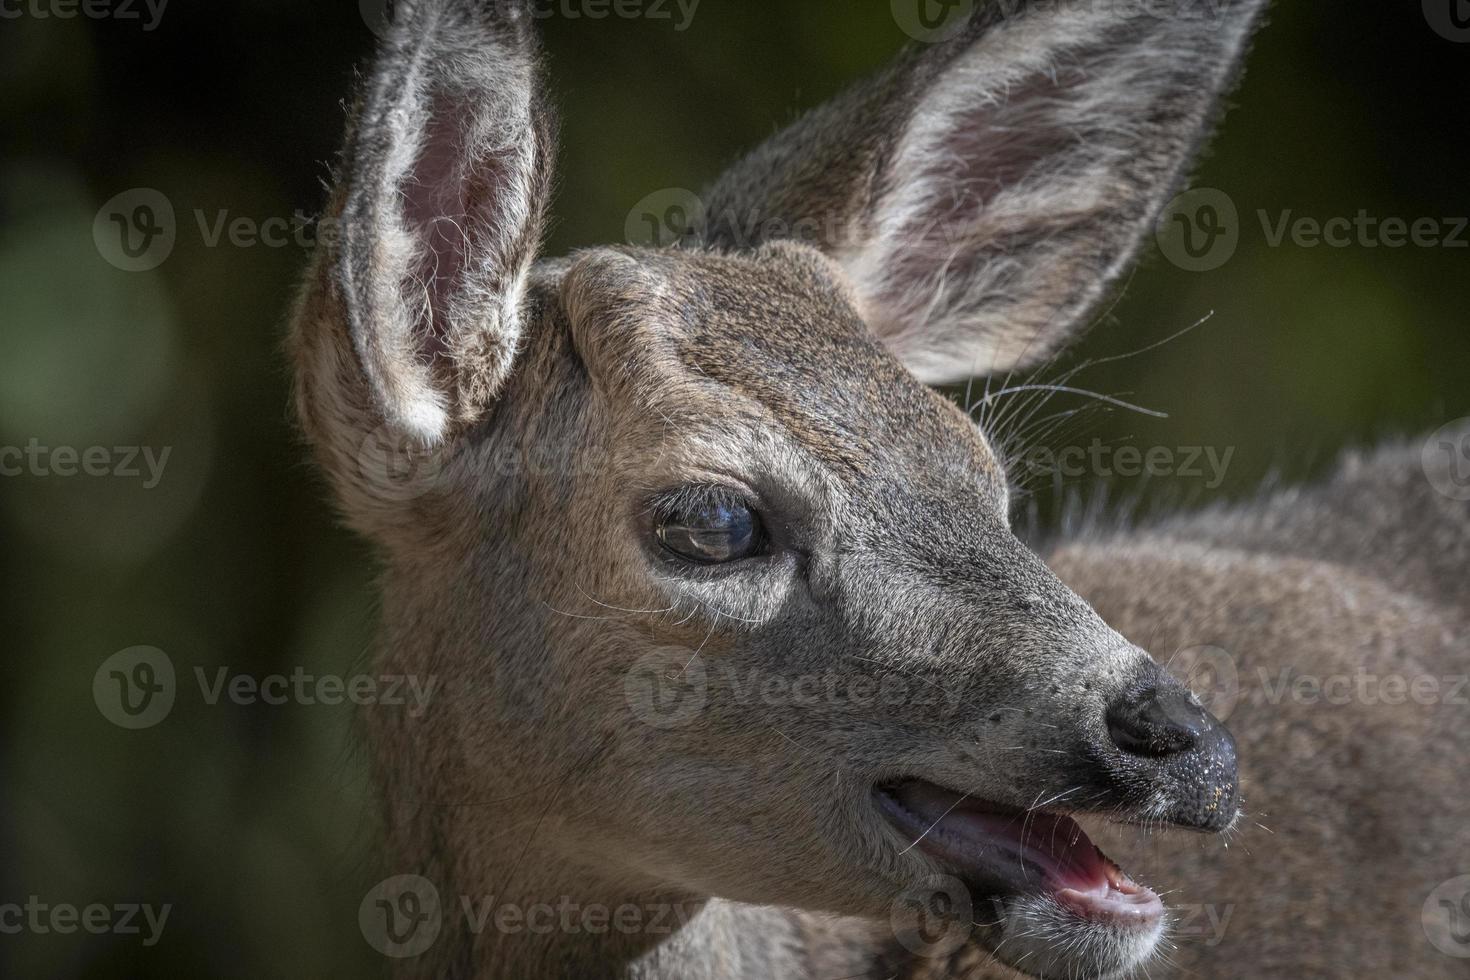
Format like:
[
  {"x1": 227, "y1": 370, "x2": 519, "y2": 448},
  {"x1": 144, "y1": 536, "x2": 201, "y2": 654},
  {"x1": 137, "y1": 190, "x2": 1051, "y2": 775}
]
[{"x1": 1, "y1": 1, "x2": 1466, "y2": 976}]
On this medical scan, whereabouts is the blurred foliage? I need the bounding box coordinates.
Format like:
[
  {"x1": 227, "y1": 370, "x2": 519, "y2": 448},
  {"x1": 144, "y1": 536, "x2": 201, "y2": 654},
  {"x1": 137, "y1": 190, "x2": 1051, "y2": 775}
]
[{"x1": 0, "y1": 1, "x2": 1466, "y2": 976}]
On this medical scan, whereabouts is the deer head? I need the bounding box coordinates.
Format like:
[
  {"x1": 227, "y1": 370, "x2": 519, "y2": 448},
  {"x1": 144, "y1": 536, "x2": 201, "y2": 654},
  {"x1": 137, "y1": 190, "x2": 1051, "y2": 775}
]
[{"x1": 292, "y1": 1, "x2": 1266, "y2": 976}]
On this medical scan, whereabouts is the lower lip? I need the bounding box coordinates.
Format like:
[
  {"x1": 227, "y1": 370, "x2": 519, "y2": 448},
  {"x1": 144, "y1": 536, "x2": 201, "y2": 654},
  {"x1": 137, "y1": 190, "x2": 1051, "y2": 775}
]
[{"x1": 1056, "y1": 883, "x2": 1164, "y2": 928}]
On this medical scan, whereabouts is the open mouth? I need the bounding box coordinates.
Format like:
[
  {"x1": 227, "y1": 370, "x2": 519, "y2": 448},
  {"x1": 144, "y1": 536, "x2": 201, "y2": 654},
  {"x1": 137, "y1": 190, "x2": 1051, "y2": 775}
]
[{"x1": 876, "y1": 778, "x2": 1163, "y2": 930}]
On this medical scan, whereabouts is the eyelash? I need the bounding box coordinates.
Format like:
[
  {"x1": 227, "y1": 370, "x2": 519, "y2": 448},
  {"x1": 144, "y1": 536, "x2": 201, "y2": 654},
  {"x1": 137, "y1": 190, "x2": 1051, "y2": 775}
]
[{"x1": 652, "y1": 484, "x2": 745, "y2": 520}]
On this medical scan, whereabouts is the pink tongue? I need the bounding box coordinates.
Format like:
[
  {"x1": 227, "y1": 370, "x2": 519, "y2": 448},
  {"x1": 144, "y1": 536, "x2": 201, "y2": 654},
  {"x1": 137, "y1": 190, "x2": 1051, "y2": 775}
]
[
  {"x1": 885, "y1": 781, "x2": 1163, "y2": 928},
  {"x1": 891, "y1": 781, "x2": 1114, "y2": 891},
  {"x1": 950, "y1": 806, "x2": 1111, "y2": 890}
]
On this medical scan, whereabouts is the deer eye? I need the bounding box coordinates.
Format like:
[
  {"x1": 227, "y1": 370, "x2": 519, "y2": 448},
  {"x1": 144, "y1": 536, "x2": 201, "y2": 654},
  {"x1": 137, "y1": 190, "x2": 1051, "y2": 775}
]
[{"x1": 654, "y1": 487, "x2": 763, "y2": 564}]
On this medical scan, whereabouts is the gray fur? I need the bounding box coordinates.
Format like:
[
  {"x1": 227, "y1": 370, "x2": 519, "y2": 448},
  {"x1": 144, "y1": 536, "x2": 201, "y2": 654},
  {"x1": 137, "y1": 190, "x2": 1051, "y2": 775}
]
[{"x1": 289, "y1": 1, "x2": 1468, "y2": 977}]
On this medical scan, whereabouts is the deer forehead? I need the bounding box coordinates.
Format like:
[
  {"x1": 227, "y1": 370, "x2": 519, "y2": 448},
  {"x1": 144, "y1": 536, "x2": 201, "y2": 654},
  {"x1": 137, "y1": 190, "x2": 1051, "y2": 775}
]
[{"x1": 555, "y1": 243, "x2": 1009, "y2": 507}]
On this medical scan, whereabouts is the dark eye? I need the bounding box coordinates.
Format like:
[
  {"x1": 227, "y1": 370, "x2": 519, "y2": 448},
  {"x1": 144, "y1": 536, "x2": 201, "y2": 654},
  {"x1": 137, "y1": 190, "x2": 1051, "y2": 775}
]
[{"x1": 654, "y1": 488, "x2": 764, "y2": 564}]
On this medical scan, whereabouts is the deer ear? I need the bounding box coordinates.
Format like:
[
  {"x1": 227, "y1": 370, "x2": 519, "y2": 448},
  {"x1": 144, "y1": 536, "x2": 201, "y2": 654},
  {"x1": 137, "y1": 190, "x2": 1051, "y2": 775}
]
[
  {"x1": 324, "y1": 0, "x2": 554, "y2": 446},
  {"x1": 701, "y1": 0, "x2": 1266, "y2": 384}
]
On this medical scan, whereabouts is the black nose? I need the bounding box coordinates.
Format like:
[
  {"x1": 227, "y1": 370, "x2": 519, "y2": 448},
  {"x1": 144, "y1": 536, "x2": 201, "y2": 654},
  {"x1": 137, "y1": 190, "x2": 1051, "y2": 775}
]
[
  {"x1": 1106, "y1": 686, "x2": 1215, "y2": 757},
  {"x1": 1105, "y1": 683, "x2": 1239, "y2": 831}
]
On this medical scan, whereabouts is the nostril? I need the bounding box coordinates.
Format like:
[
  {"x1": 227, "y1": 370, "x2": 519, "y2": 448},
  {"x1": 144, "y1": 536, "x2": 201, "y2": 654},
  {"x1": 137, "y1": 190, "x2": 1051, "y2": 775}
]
[{"x1": 1106, "y1": 687, "x2": 1208, "y2": 758}]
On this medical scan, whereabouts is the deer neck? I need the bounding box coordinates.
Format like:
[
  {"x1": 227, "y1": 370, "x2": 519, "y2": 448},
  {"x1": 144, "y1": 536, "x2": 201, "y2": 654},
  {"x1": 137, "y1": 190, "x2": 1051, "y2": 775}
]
[{"x1": 451, "y1": 854, "x2": 708, "y2": 979}]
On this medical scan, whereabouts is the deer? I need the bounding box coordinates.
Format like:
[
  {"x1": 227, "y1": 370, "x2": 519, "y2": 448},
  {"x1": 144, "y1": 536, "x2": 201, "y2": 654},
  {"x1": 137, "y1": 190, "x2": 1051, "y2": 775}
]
[{"x1": 289, "y1": 0, "x2": 1470, "y2": 976}]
